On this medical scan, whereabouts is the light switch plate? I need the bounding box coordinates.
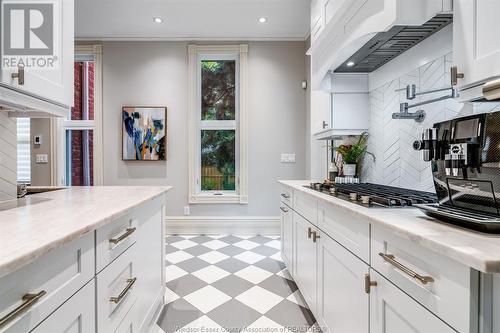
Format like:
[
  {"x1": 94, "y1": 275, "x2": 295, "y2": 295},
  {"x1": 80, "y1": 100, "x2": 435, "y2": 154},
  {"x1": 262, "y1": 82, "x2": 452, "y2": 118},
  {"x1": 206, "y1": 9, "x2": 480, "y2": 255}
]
[
  {"x1": 280, "y1": 153, "x2": 296, "y2": 163},
  {"x1": 36, "y1": 154, "x2": 48, "y2": 164}
]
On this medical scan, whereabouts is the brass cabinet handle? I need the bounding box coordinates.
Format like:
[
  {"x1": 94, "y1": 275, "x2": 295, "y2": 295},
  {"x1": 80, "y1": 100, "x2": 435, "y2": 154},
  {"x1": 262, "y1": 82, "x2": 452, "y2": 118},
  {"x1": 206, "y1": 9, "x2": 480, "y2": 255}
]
[
  {"x1": 280, "y1": 206, "x2": 289, "y2": 213},
  {"x1": 109, "y1": 277, "x2": 137, "y2": 304},
  {"x1": 307, "y1": 227, "x2": 313, "y2": 239},
  {"x1": 379, "y1": 253, "x2": 434, "y2": 285},
  {"x1": 281, "y1": 193, "x2": 290, "y2": 199},
  {"x1": 109, "y1": 227, "x2": 136, "y2": 245},
  {"x1": 312, "y1": 231, "x2": 320, "y2": 243},
  {"x1": 0, "y1": 290, "x2": 46, "y2": 327},
  {"x1": 11, "y1": 66, "x2": 25, "y2": 85},
  {"x1": 450, "y1": 66, "x2": 464, "y2": 86},
  {"x1": 364, "y1": 274, "x2": 377, "y2": 294}
]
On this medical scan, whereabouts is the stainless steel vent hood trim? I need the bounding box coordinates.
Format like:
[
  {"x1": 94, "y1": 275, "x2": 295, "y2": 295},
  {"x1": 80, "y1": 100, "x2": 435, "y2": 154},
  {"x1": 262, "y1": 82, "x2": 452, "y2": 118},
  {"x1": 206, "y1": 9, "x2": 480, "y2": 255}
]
[
  {"x1": 334, "y1": 14, "x2": 453, "y2": 73},
  {"x1": 483, "y1": 79, "x2": 500, "y2": 101}
]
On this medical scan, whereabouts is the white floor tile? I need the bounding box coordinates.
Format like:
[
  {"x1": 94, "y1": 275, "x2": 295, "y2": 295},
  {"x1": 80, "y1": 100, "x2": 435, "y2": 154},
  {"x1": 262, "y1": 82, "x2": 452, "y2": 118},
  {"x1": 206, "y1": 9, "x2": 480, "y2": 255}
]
[
  {"x1": 235, "y1": 286, "x2": 284, "y2": 314},
  {"x1": 286, "y1": 290, "x2": 308, "y2": 308},
  {"x1": 233, "y1": 240, "x2": 260, "y2": 250},
  {"x1": 264, "y1": 240, "x2": 281, "y2": 250},
  {"x1": 151, "y1": 324, "x2": 167, "y2": 333},
  {"x1": 165, "y1": 287, "x2": 180, "y2": 304},
  {"x1": 234, "y1": 265, "x2": 273, "y2": 284},
  {"x1": 184, "y1": 285, "x2": 231, "y2": 313},
  {"x1": 276, "y1": 269, "x2": 293, "y2": 281},
  {"x1": 269, "y1": 252, "x2": 283, "y2": 262},
  {"x1": 192, "y1": 265, "x2": 231, "y2": 284},
  {"x1": 181, "y1": 235, "x2": 197, "y2": 239},
  {"x1": 268, "y1": 236, "x2": 281, "y2": 240},
  {"x1": 203, "y1": 240, "x2": 230, "y2": 250},
  {"x1": 166, "y1": 251, "x2": 194, "y2": 264},
  {"x1": 165, "y1": 265, "x2": 188, "y2": 282},
  {"x1": 171, "y1": 239, "x2": 198, "y2": 250},
  {"x1": 244, "y1": 316, "x2": 291, "y2": 333},
  {"x1": 235, "y1": 235, "x2": 254, "y2": 239},
  {"x1": 198, "y1": 251, "x2": 229, "y2": 264},
  {"x1": 176, "y1": 315, "x2": 227, "y2": 333},
  {"x1": 233, "y1": 251, "x2": 265, "y2": 264}
]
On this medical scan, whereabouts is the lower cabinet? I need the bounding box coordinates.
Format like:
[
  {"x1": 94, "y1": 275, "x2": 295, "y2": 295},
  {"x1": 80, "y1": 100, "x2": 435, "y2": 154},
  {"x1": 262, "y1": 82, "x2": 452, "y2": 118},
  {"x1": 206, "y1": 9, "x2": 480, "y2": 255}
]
[
  {"x1": 280, "y1": 204, "x2": 293, "y2": 271},
  {"x1": 31, "y1": 280, "x2": 95, "y2": 333},
  {"x1": 369, "y1": 270, "x2": 455, "y2": 333},
  {"x1": 317, "y1": 232, "x2": 369, "y2": 333},
  {"x1": 293, "y1": 212, "x2": 318, "y2": 313}
]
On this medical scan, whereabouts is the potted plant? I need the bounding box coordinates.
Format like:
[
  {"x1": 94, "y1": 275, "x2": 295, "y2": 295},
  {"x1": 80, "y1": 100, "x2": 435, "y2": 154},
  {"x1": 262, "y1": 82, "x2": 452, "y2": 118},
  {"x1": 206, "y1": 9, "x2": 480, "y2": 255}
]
[{"x1": 334, "y1": 132, "x2": 373, "y2": 177}]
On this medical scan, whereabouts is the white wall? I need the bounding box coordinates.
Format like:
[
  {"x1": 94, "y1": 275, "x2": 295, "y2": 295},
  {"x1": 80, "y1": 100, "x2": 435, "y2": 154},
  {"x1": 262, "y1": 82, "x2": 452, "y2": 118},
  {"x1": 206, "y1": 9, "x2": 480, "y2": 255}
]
[
  {"x1": 363, "y1": 25, "x2": 500, "y2": 191},
  {"x1": 0, "y1": 112, "x2": 17, "y2": 201},
  {"x1": 102, "y1": 41, "x2": 307, "y2": 216}
]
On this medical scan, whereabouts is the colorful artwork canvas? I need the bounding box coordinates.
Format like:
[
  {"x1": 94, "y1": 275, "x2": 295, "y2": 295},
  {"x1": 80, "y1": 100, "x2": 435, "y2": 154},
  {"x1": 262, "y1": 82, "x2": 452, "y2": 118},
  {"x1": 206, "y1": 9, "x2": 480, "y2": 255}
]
[{"x1": 122, "y1": 106, "x2": 166, "y2": 161}]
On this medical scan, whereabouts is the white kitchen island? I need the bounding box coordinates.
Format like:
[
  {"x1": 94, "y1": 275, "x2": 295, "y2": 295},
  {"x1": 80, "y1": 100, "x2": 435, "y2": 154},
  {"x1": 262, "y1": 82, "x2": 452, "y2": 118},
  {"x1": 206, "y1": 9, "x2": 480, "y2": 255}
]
[
  {"x1": 280, "y1": 180, "x2": 500, "y2": 333},
  {"x1": 0, "y1": 186, "x2": 171, "y2": 333}
]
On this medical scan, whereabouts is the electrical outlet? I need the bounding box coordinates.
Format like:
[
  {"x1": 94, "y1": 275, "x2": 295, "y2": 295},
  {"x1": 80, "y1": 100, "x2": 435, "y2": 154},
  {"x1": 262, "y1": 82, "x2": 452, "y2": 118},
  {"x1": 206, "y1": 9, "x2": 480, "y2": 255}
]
[
  {"x1": 184, "y1": 206, "x2": 191, "y2": 216},
  {"x1": 280, "y1": 153, "x2": 296, "y2": 163}
]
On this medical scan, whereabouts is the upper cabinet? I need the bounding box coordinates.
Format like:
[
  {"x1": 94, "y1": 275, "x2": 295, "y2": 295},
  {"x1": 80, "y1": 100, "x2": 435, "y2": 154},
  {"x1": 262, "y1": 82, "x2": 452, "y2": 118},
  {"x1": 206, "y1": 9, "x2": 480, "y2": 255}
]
[
  {"x1": 453, "y1": 0, "x2": 500, "y2": 101},
  {"x1": 0, "y1": 0, "x2": 74, "y2": 117}
]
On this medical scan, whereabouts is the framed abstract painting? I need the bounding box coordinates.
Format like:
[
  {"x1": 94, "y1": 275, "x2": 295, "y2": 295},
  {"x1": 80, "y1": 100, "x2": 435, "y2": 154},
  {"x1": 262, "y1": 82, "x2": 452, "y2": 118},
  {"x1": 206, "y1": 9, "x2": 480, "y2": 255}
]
[{"x1": 122, "y1": 106, "x2": 167, "y2": 161}]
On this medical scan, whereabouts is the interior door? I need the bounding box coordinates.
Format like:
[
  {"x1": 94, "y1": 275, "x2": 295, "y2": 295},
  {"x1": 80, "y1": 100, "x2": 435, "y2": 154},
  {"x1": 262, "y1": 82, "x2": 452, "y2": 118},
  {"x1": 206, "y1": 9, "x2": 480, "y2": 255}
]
[
  {"x1": 280, "y1": 204, "x2": 293, "y2": 271},
  {"x1": 293, "y1": 212, "x2": 317, "y2": 313},
  {"x1": 370, "y1": 270, "x2": 456, "y2": 333},
  {"x1": 317, "y1": 232, "x2": 369, "y2": 333},
  {"x1": 454, "y1": 0, "x2": 500, "y2": 87}
]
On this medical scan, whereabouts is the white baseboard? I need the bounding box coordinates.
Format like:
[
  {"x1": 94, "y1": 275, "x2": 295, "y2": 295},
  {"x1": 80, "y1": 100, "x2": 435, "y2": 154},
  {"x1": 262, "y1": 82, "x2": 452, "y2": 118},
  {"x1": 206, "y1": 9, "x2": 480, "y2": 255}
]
[{"x1": 165, "y1": 216, "x2": 280, "y2": 235}]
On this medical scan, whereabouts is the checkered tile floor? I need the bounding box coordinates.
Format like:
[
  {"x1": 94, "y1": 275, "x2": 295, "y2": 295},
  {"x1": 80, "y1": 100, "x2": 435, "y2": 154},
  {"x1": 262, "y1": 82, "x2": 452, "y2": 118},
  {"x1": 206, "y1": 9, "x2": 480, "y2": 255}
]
[{"x1": 154, "y1": 235, "x2": 317, "y2": 333}]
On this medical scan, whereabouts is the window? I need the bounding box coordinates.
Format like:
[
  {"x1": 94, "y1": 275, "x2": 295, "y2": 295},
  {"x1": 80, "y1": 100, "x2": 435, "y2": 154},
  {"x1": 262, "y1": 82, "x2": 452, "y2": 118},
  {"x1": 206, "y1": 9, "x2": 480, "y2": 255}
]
[
  {"x1": 55, "y1": 45, "x2": 102, "y2": 186},
  {"x1": 16, "y1": 118, "x2": 30, "y2": 183},
  {"x1": 188, "y1": 45, "x2": 248, "y2": 204}
]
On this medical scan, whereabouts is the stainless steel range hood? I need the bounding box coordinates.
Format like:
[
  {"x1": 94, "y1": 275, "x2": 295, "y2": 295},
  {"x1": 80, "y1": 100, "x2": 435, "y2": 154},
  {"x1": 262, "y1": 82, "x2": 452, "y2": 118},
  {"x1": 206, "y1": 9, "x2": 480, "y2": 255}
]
[{"x1": 334, "y1": 14, "x2": 452, "y2": 73}]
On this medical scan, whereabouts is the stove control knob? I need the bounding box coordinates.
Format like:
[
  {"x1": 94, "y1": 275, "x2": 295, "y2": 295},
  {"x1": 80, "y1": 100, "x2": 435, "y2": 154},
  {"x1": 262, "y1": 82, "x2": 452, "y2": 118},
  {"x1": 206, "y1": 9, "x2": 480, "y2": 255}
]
[
  {"x1": 361, "y1": 195, "x2": 371, "y2": 205},
  {"x1": 413, "y1": 140, "x2": 423, "y2": 151},
  {"x1": 349, "y1": 193, "x2": 359, "y2": 201}
]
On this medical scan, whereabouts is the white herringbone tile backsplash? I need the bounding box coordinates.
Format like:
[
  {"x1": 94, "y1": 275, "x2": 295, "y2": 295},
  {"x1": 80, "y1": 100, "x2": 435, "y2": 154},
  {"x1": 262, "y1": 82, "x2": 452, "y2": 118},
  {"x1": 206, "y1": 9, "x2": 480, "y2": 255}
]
[{"x1": 363, "y1": 52, "x2": 500, "y2": 192}]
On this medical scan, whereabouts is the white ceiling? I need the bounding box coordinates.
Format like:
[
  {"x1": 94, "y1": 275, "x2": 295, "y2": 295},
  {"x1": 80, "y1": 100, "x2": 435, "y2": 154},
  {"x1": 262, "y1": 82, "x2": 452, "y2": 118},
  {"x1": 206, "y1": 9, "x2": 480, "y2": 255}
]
[{"x1": 75, "y1": 0, "x2": 310, "y2": 41}]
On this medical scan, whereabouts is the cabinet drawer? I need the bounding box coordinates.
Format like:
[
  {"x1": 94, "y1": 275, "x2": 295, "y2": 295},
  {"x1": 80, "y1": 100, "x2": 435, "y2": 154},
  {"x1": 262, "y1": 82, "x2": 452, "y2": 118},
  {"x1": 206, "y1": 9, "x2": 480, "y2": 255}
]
[
  {"x1": 0, "y1": 233, "x2": 94, "y2": 333},
  {"x1": 293, "y1": 191, "x2": 317, "y2": 225},
  {"x1": 371, "y1": 226, "x2": 476, "y2": 333},
  {"x1": 97, "y1": 245, "x2": 139, "y2": 333},
  {"x1": 318, "y1": 200, "x2": 369, "y2": 263},
  {"x1": 30, "y1": 280, "x2": 95, "y2": 333},
  {"x1": 96, "y1": 211, "x2": 139, "y2": 273},
  {"x1": 280, "y1": 186, "x2": 293, "y2": 207}
]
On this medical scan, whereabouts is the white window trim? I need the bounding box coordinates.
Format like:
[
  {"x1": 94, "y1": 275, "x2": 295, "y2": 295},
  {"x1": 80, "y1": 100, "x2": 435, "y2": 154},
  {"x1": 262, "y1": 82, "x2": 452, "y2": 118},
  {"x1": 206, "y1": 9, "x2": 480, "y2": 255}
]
[
  {"x1": 52, "y1": 44, "x2": 103, "y2": 186},
  {"x1": 188, "y1": 44, "x2": 248, "y2": 204}
]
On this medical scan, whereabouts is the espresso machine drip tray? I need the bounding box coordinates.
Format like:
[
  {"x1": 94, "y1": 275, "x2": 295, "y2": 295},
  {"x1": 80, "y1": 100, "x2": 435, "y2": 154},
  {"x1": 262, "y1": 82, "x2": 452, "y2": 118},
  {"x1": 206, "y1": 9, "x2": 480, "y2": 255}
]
[{"x1": 416, "y1": 204, "x2": 500, "y2": 233}]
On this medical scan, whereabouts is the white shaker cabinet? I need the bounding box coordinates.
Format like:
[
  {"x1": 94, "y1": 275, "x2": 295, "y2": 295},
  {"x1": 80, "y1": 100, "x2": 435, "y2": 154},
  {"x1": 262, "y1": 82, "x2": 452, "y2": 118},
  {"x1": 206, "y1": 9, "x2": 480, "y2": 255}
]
[
  {"x1": 369, "y1": 270, "x2": 455, "y2": 333},
  {"x1": 293, "y1": 212, "x2": 318, "y2": 313},
  {"x1": 30, "y1": 280, "x2": 95, "y2": 333},
  {"x1": 453, "y1": 0, "x2": 500, "y2": 89},
  {"x1": 280, "y1": 204, "x2": 293, "y2": 272},
  {"x1": 317, "y1": 232, "x2": 369, "y2": 333}
]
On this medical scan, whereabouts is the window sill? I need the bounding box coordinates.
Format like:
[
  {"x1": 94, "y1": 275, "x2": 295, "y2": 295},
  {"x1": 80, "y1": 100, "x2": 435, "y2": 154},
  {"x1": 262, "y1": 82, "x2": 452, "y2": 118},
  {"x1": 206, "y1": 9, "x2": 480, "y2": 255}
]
[{"x1": 189, "y1": 194, "x2": 248, "y2": 204}]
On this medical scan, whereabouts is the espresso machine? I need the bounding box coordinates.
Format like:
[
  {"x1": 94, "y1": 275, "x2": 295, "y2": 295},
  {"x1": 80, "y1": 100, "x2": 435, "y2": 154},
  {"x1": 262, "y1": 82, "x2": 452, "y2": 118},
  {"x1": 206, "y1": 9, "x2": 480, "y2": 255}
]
[{"x1": 413, "y1": 111, "x2": 500, "y2": 232}]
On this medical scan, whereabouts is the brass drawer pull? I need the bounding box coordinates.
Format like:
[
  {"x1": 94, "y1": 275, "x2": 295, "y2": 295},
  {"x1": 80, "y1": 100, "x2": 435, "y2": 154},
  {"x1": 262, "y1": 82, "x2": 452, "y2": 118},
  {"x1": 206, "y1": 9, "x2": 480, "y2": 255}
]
[
  {"x1": 280, "y1": 206, "x2": 289, "y2": 213},
  {"x1": 307, "y1": 227, "x2": 313, "y2": 238},
  {"x1": 281, "y1": 193, "x2": 290, "y2": 199},
  {"x1": 0, "y1": 290, "x2": 46, "y2": 327},
  {"x1": 312, "y1": 231, "x2": 320, "y2": 243},
  {"x1": 379, "y1": 253, "x2": 434, "y2": 285},
  {"x1": 109, "y1": 277, "x2": 137, "y2": 304},
  {"x1": 364, "y1": 274, "x2": 377, "y2": 294},
  {"x1": 11, "y1": 66, "x2": 25, "y2": 85},
  {"x1": 109, "y1": 227, "x2": 136, "y2": 245}
]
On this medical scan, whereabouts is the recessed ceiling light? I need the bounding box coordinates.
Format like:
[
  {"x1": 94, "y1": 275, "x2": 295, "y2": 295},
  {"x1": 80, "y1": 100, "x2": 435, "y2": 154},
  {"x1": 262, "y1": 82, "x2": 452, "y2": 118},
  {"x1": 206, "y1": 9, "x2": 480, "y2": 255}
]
[
  {"x1": 153, "y1": 17, "x2": 163, "y2": 24},
  {"x1": 346, "y1": 61, "x2": 355, "y2": 67},
  {"x1": 258, "y1": 17, "x2": 268, "y2": 23}
]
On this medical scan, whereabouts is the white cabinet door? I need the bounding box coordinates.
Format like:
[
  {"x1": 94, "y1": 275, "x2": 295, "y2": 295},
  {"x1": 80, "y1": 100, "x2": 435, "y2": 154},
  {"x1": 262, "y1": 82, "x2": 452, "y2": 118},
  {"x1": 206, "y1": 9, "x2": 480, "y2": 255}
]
[
  {"x1": 280, "y1": 204, "x2": 293, "y2": 271},
  {"x1": 454, "y1": 0, "x2": 500, "y2": 87},
  {"x1": 317, "y1": 232, "x2": 369, "y2": 333},
  {"x1": 0, "y1": 0, "x2": 74, "y2": 107},
  {"x1": 370, "y1": 270, "x2": 456, "y2": 333},
  {"x1": 30, "y1": 280, "x2": 95, "y2": 333},
  {"x1": 293, "y1": 212, "x2": 317, "y2": 313}
]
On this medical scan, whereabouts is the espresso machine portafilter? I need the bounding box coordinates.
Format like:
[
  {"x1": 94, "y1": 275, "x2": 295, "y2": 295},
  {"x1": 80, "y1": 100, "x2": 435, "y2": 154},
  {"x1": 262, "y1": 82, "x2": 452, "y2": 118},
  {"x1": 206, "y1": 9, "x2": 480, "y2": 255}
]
[{"x1": 413, "y1": 128, "x2": 439, "y2": 162}]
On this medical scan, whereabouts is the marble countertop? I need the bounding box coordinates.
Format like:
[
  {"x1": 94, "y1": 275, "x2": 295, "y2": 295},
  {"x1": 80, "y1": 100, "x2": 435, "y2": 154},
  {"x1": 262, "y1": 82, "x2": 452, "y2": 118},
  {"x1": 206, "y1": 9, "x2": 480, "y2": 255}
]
[
  {"x1": 280, "y1": 180, "x2": 500, "y2": 274},
  {"x1": 0, "y1": 186, "x2": 171, "y2": 278}
]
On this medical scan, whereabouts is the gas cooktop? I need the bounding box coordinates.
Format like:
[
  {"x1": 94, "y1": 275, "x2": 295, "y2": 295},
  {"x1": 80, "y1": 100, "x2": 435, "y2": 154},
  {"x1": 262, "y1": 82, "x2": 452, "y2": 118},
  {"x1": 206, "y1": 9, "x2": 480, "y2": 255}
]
[{"x1": 306, "y1": 182, "x2": 438, "y2": 208}]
